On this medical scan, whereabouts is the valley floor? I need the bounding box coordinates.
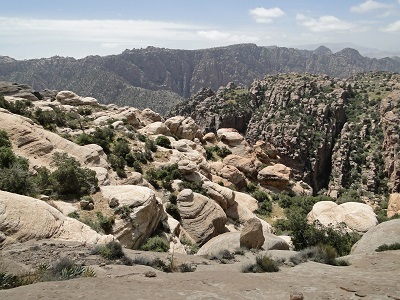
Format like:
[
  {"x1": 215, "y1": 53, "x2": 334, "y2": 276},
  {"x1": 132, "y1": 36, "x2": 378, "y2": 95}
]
[{"x1": 1, "y1": 240, "x2": 399, "y2": 300}]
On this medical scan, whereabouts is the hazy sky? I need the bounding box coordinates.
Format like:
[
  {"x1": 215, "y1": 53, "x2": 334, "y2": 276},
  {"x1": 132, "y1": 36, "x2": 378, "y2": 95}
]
[{"x1": 1, "y1": 0, "x2": 400, "y2": 59}]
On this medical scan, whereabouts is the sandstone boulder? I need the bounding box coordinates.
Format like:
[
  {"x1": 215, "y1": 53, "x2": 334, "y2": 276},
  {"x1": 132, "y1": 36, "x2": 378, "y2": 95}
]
[
  {"x1": 100, "y1": 185, "x2": 166, "y2": 249},
  {"x1": 239, "y1": 218, "x2": 265, "y2": 249},
  {"x1": 257, "y1": 164, "x2": 292, "y2": 189},
  {"x1": 0, "y1": 191, "x2": 113, "y2": 249},
  {"x1": 137, "y1": 122, "x2": 171, "y2": 136},
  {"x1": 216, "y1": 128, "x2": 244, "y2": 146},
  {"x1": 209, "y1": 162, "x2": 247, "y2": 189},
  {"x1": 223, "y1": 154, "x2": 258, "y2": 178},
  {"x1": 307, "y1": 201, "x2": 378, "y2": 233},
  {"x1": 164, "y1": 116, "x2": 203, "y2": 140},
  {"x1": 56, "y1": 91, "x2": 98, "y2": 106},
  {"x1": 139, "y1": 108, "x2": 162, "y2": 124},
  {"x1": 202, "y1": 181, "x2": 235, "y2": 210},
  {"x1": 0, "y1": 110, "x2": 108, "y2": 169},
  {"x1": 388, "y1": 193, "x2": 400, "y2": 218},
  {"x1": 177, "y1": 189, "x2": 227, "y2": 245},
  {"x1": 351, "y1": 219, "x2": 400, "y2": 254}
]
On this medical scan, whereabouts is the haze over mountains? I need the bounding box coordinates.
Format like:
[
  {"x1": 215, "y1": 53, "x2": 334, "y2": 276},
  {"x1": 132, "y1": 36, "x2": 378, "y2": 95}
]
[{"x1": 1, "y1": 43, "x2": 400, "y2": 114}]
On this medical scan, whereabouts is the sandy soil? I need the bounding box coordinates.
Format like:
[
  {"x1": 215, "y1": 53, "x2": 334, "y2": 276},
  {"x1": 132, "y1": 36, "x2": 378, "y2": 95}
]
[{"x1": 1, "y1": 240, "x2": 400, "y2": 300}]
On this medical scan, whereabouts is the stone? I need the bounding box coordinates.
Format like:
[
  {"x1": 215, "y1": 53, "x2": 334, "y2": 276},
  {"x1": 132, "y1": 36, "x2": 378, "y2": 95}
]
[
  {"x1": 202, "y1": 181, "x2": 235, "y2": 210},
  {"x1": 177, "y1": 189, "x2": 227, "y2": 245},
  {"x1": 137, "y1": 122, "x2": 171, "y2": 136},
  {"x1": 203, "y1": 132, "x2": 217, "y2": 143},
  {"x1": 216, "y1": 128, "x2": 244, "y2": 146},
  {"x1": 307, "y1": 201, "x2": 378, "y2": 233},
  {"x1": 0, "y1": 110, "x2": 108, "y2": 170},
  {"x1": 0, "y1": 190, "x2": 113, "y2": 249},
  {"x1": 178, "y1": 160, "x2": 198, "y2": 174},
  {"x1": 210, "y1": 162, "x2": 247, "y2": 189},
  {"x1": 56, "y1": 91, "x2": 98, "y2": 106},
  {"x1": 139, "y1": 108, "x2": 162, "y2": 124},
  {"x1": 387, "y1": 193, "x2": 400, "y2": 218},
  {"x1": 239, "y1": 218, "x2": 265, "y2": 249},
  {"x1": 351, "y1": 219, "x2": 400, "y2": 254},
  {"x1": 257, "y1": 164, "x2": 292, "y2": 189},
  {"x1": 164, "y1": 116, "x2": 203, "y2": 140},
  {"x1": 100, "y1": 185, "x2": 166, "y2": 249},
  {"x1": 223, "y1": 154, "x2": 258, "y2": 178}
]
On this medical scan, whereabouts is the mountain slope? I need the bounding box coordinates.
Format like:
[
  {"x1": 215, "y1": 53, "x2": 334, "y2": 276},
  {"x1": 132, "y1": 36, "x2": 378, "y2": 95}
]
[{"x1": 1, "y1": 44, "x2": 400, "y2": 114}]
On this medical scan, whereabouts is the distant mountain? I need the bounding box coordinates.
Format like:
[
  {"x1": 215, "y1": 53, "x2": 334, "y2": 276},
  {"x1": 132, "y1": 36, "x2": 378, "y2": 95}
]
[
  {"x1": 1, "y1": 44, "x2": 400, "y2": 114},
  {"x1": 295, "y1": 42, "x2": 400, "y2": 59}
]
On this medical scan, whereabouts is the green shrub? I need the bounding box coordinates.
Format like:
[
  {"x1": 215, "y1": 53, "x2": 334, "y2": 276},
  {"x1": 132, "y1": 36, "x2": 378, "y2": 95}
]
[
  {"x1": 155, "y1": 135, "x2": 171, "y2": 148},
  {"x1": 242, "y1": 255, "x2": 279, "y2": 273},
  {"x1": 376, "y1": 243, "x2": 400, "y2": 252},
  {"x1": 290, "y1": 245, "x2": 350, "y2": 266},
  {"x1": 94, "y1": 241, "x2": 125, "y2": 260},
  {"x1": 50, "y1": 152, "x2": 98, "y2": 199},
  {"x1": 215, "y1": 146, "x2": 232, "y2": 158},
  {"x1": 145, "y1": 139, "x2": 157, "y2": 152},
  {"x1": 0, "y1": 130, "x2": 11, "y2": 148},
  {"x1": 140, "y1": 236, "x2": 170, "y2": 252},
  {"x1": 96, "y1": 212, "x2": 115, "y2": 234},
  {"x1": 166, "y1": 203, "x2": 181, "y2": 221}
]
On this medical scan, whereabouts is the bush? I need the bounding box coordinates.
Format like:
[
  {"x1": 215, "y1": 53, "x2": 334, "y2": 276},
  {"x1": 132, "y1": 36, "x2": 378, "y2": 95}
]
[
  {"x1": 166, "y1": 203, "x2": 181, "y2": 221},
  {"x1": 93, "y1": 241, "x2": 125, "y2": 260},
  {"x1": 140, "y1": 236, "x2": 170, "y2": 252},
  {"x1": 50, "y1": 152, "x2": 98, "y2": 199},
  {"x1": 242, "y1": 255, "x2": 279, "y2": 273},
  {"x1": 155, "y1": 135, "x2": 171, "y2": 148},
  {"x1": 96, "y1": 212, "x2": 115, "y2": 234},
  {"x1": 290, "y1": 245, "x2": 350, "y2": 266},
  {"x1": 0, "y1": 130, "x2": 11, "y2": 148},
  {"x1": 376, "y1": 243, "x2": 400, "y2": 252}
]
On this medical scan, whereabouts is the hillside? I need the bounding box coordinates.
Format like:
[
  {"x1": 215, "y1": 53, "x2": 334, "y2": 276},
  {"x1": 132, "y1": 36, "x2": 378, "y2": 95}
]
[
  {"x1": 1, "y1": 44, "x2": 400, "y2": 114},
  {"x1": 0, "y1": 79, "x2": 400, "y2": 298},
  {"x1": 170, "y1": 71, "x2": 400, "y2": 202}
]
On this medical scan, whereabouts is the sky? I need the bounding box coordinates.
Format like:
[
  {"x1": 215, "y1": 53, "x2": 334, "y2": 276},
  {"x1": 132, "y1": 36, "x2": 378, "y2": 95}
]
[{"x1": 1, "y1": 0, "x2": 400, "y2": 59}]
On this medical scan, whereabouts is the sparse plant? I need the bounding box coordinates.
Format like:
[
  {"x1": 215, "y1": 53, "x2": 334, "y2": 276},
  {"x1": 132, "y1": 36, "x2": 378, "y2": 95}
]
[
  {"x1": 93, "y1": 241, "x2": 125, "y2": 260},
  {"x1": 376, "y1": 243, "x2": 400, "y2": 252},
  {"x1": 140, "y1": 236, "x2": 170, "y2": 252}
]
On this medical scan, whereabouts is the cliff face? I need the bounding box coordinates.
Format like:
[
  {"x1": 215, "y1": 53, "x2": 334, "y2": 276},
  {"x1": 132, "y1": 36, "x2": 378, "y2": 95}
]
[
  {"x1": 1, "y1": 44, "x2": 400, "y2": 114},
  {"x1": 170, "y1": 72, "x2": 400, "y2": 200}
]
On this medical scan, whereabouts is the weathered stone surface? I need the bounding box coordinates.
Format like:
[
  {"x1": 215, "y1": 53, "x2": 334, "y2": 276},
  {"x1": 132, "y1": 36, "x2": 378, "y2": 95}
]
[
  {"x1": 351, "y1": 219, "x2": 400, "y2": 254},
  {"x1": 257, "y1": 164, "x2": 292, "y2": 189},
  {"x1": 239, "y1": 218, "x2": 265, "y2": 249},
  {"x1": 223, "y1": 155, "x2": 258, "y2": 178},
  {"x1": 100, "y1": 185, "x2": 166, "y2": 249},
  {"x1": 177, "y1": 189, "x2": 227, "y2": 245},
  {"x1": 178, "y1": 159, "x2": 198, "y2": 175},
  {"x1": 0, "y1": 110, "x2": 108, "y2": 169},
  {"x1": 0, "y1": 191, "x2": 113, "y2": 249},
  {"x1": 137, "y1": 122, "x2": 171, "y2": 136},
  {"x1": 307, "y1": 201, "x2": 377, "y2": 233},
  {"x1": 216, "y1": 128, "x2": 244, "y2": 146},
  {"x1": 56, "y1": 91, "x2": 99, "y2": 106},
  {"x1": 388, "y1": 193, "x2": 400, "y2": 218},
  {"x1": 202, "y1": 181, "x2": 235, "y2": 210},
  {"x1": 164, "y1": 116, "x2": 203, "y2": 140},
  {"x1": 209, "y1": 162, "x2": 247, "y2": 189}
]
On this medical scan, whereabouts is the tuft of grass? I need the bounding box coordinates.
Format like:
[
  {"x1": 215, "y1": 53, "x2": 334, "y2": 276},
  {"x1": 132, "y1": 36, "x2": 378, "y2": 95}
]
[
  {"x1": 290, "y1": 244, "x2": 350, "y2": 266},
  {"x1": 242, "y1": 254, "x2": 280, "y2": 273},
  {"x1": 92, "y1": 241, "x2": 125, "y2": 260}
]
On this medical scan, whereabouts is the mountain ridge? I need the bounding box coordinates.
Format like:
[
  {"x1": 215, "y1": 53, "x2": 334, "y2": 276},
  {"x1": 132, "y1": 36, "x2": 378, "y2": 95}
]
[{"x1": 1, "y1": 44, "x2": 400, "y2": 114}]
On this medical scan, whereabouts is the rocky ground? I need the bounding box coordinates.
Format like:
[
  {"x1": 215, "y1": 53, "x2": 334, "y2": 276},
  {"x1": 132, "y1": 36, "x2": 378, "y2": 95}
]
[{"x1": 1, "y1": 239, "x2": 400, "y2": 300}]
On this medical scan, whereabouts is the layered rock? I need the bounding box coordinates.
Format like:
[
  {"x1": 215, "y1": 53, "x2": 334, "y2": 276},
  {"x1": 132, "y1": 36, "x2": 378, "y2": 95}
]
[
  {"x1": 0, "y1": 190, "x2": 113, "y2": 249},
  {"x1": 100, "y1": 185, "x2": 166, "y2": 249},
  {"x1": 177, "y1": 189, "x2": 227, "y2": 245},
  {"x1": 0, "y1": 109, "x2": 108, "y2": 170}
]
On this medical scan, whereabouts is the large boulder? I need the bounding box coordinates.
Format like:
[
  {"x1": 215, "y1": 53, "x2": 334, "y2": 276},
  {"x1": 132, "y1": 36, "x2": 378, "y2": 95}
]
[
  {"x1": 0, "y1": 191, "x2": 113, "y2": 249},
  {"x1": 100, "y1": 185, "x2": 166, "y2": 249},
  {"x1": 258, "y1": 164, "x2": 292, "y2": 189},
  {"x1": 56, "y1": 91, "x2": 99, "y2": 106},
  {"x1": 388, "y1": 193, "x2": 400, "y2": 218},
  {"x1": 0, "y1": 110, "x2": 108, "y2": 169},
  {"x1": 177, "y1": 189, "x2": 227, "y2": 245},
  {"x1": 196, "y1": 231, "x2": 288, "y2": 256},
  {"x1": 239, "y1": 218, "x2": 265, "y2": 249},
  {"x1": 209, "y1": 162, "x2": 247, "y2": 189},
  {"x1": 307, "y1": 201, "x2": 378, "y2": 233},
  {"x1": 351, "y1": 219, "x2": 400, "y2": 254},
  {"x1": 137, "y1": 122, "x2": 171, "y2": 136},
  {"x1": 223, "y1": 155, "x2": 259, "y2": 178},
  {"x1": 164, "y1": 116, "x2": 203, "y2": 140},
  {"x1": 202, "y1": 181, "x2": 235, "y2": 210}
]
